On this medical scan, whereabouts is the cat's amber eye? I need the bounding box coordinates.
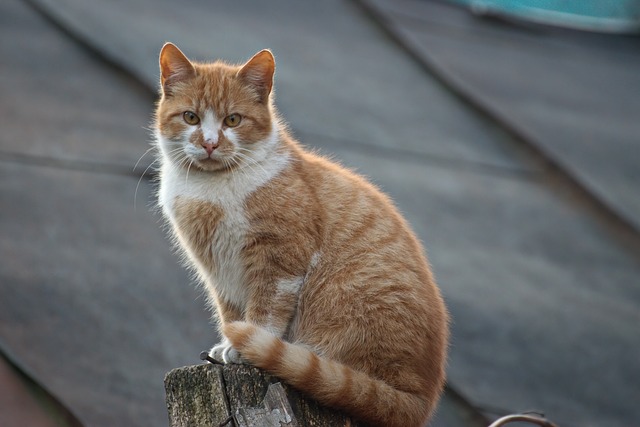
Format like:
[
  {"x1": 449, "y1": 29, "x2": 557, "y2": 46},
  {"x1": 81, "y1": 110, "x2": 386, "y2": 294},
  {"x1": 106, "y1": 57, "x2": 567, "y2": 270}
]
[
  {"x1": 224, "y1": 114, "x2": 242, "y2": 128},
  {"x1": 183, "y1": 111, "x2": 200, "y2": 125}
]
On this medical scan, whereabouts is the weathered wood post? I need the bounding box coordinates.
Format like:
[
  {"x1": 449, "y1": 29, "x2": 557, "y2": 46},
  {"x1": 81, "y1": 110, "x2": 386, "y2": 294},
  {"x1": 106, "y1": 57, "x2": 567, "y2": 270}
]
[{"x1": 165, "y1": 363, "x2": 362, "y2": 427}]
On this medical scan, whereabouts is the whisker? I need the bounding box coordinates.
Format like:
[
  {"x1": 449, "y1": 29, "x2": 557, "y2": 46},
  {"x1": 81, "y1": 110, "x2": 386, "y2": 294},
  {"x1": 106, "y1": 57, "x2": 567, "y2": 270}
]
[
  {"x1": 166, "y1": 147, "x2": 187, "y2": 159},
  {"x1": 234, "y1": 151, "x2": 269, "y2": 181},
  {"x1": 231, "y1": 153, "x2": 259, "y2": 180},
  {"x1": 134, "y1": 158, "x2": 158, "y2": 211},
  {"x1": 227, "y1": 156, "x2": 241, "y2": 178},
  {"x1": 133, "y1": 145, "x2": 156, "y2": 172},
  {"x1": 177, "y1": 156, "x2": 192, "y2": 174},
  {"x1": 185, "y1": 159, "x2": 193, "y2": 186},
  {"x1": 238, "y1": 157, "x2": 264, "y2": 181}
]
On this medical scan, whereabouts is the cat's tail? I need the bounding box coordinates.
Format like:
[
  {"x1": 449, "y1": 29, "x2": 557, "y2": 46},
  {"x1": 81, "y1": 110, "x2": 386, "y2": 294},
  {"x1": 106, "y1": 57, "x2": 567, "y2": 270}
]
[{"x1": 223, "y1": 321, "x2": 435, "y2": 427}]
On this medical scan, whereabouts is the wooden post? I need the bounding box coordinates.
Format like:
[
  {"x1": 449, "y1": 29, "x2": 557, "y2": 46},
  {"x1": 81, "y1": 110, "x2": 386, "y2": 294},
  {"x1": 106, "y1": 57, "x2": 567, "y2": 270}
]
[{"x1": 164, "y1": 363, "x2": 361, "y2": 427}]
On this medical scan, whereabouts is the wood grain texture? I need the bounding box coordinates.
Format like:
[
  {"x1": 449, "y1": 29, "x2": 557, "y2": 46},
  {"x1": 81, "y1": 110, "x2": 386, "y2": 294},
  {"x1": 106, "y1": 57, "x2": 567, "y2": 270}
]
[
  {"x1": 165, "y1": 364, "x2": 230, "y2": 427},
  {"x1": 165, "y1": 364, "x2": 362, "y2": 427}
]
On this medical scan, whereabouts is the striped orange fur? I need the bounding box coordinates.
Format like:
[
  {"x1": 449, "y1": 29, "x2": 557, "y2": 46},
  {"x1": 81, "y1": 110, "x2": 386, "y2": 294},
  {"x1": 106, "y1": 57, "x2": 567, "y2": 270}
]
[{"x1": 155, "y1": 43, "x2": 449, "y2": 427}]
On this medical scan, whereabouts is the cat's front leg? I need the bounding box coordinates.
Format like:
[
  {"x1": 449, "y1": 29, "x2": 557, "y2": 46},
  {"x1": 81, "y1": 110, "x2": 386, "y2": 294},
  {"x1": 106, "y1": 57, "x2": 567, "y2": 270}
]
[
  {"x1": 207, "y1": 276, "x2": 303, "y2": 364},
  {"x1": 245, "y1": 275, "x2": 304, "y2": 339},
  {"x1": 208, "y1": 293, "x2": 245, "y2": 364}
]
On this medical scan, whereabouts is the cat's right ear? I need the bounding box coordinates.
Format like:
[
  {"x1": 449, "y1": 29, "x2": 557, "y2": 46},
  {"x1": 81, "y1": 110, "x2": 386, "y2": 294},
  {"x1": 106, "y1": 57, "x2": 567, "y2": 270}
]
[{"x1": 159, "y1": 43, "x2": 195, "y2": 96}]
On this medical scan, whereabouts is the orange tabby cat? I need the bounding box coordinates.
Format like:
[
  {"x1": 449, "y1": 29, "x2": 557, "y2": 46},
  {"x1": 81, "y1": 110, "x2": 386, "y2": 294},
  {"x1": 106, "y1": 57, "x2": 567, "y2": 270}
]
[{"x1": 155, "y1": 42, "x2": 449, "y2": 427}]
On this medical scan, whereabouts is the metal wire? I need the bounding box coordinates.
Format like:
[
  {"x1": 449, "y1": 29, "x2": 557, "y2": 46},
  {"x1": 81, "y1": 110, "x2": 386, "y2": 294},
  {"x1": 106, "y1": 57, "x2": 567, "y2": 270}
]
[{"x1": 488, "y1": 413, "x2": 559, "y2": 427}]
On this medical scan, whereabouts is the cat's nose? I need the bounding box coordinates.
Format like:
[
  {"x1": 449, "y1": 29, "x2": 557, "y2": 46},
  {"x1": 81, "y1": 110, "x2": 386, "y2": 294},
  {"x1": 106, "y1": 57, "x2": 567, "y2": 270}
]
[{"x1": 201, "y1": 141, "x2": 218, "y2": 155}]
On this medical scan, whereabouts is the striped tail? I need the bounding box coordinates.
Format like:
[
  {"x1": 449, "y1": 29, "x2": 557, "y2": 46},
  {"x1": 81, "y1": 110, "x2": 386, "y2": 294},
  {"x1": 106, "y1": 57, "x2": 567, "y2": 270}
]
[{"x1": 223, "y1": 321, "x2": 435, "y2": 427}]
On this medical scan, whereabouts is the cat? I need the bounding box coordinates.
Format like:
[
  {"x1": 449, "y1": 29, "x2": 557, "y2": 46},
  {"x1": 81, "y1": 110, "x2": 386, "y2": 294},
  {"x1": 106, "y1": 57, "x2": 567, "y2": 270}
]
[{"x1": 155, "y1": 42, "x2": 449, "y2": 427}]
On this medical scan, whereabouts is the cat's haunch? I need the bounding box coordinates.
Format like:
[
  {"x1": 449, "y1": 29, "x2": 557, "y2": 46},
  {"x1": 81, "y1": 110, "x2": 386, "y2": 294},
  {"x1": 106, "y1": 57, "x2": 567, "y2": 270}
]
[{"x1": 154, "y1": 42, "x2": 449, "y2": 427}]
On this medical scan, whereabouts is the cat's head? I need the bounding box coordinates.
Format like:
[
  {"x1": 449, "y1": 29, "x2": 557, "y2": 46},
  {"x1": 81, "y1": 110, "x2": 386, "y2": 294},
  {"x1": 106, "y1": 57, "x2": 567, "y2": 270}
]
[{"x1": 155, "y1": 43, "x2": 278, "y2": 172}]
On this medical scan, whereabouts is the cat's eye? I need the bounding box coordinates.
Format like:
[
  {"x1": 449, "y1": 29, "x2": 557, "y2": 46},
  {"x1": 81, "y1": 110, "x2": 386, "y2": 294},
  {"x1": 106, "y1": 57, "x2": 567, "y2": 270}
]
[
  {"x1": 224, "y1": 114, "x2": 242, "y2": 128},
  {"x1": 183, "y1": 111, "x2": 200, "y2": 125}
]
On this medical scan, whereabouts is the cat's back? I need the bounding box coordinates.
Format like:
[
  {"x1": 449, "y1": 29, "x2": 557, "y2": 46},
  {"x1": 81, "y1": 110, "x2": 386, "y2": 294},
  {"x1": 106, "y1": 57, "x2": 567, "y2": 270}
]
[{"x1": 284, "y1": 143, "x2": 424, "y2": 259}]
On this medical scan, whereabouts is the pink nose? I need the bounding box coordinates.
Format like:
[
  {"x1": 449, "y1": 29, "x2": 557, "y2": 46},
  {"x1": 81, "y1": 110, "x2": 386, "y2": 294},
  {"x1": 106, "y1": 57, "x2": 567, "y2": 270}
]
[{"x1": 201, "y1": 141, "x2": 218, "y2": 155}]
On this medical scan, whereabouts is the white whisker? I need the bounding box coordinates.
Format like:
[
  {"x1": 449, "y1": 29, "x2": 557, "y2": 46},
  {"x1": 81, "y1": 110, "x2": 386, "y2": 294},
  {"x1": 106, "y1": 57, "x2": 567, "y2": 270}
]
[
  {"x1": 133, "y1": 145, "x2": 156, "y2": 172},
  {"x1": 134, "y1": 158, "x2": 158, "y2": 211},
  {"x1": 185, "y1": 159, "x2": 194, "y2": 186},
  {"x1": 227, "y1": 156, "x2": 241, "y2": 180},
  {"x1": 234, "y1": 151, "x2": 270, "y2": 182}
]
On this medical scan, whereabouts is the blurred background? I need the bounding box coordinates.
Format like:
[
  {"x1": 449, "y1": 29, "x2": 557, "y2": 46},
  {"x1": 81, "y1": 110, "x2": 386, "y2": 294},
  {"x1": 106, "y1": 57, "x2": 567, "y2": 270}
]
[{"x1": 1, "y1": 0, "x2": 639, "y2": 426}]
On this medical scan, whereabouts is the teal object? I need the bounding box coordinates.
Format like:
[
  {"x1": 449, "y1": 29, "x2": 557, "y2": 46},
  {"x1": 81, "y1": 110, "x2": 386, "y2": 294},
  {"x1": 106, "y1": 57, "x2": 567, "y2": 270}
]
[{"x1": 450, "y1": 0, "x2": 640, "y2": 33}]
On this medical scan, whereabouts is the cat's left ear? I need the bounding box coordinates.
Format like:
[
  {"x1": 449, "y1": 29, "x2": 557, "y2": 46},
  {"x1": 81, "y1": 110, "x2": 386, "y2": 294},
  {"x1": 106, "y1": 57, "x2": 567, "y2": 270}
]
[
  {"x1": 238, "y1": 50, "x2": 275, "y2": 104},
  {"x1": 159, "y1": 43, "x2": 196, "y2": 96}
]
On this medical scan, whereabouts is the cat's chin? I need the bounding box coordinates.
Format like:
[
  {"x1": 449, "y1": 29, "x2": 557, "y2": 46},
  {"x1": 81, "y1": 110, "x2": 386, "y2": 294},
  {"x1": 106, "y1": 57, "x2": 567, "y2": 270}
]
[
  {"x1": 191, "y1": 159, "x2": 226, "y2": 172},
  {"x1": 192, "y1": 157, "x2": 229, "y2": 172}
]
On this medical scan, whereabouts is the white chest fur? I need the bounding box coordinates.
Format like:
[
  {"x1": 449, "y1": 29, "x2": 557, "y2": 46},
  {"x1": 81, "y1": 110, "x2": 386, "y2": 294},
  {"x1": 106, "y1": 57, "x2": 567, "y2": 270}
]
[{"x1": 157, "y1": 137, "x2": 290, "y2": 309}]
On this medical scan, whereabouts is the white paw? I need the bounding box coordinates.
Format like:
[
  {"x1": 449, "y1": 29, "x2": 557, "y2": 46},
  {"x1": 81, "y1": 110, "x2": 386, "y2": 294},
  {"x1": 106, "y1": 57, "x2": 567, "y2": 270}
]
[{"x1": 209, "y1": 338, "x2": 244, "y2": 364}]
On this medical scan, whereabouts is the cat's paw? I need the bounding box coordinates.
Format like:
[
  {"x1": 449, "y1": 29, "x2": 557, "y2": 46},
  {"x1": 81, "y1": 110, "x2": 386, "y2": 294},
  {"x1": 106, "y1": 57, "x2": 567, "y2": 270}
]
[{"x1": 209, "y1": 338, "x2": 244, "y2": 364}]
